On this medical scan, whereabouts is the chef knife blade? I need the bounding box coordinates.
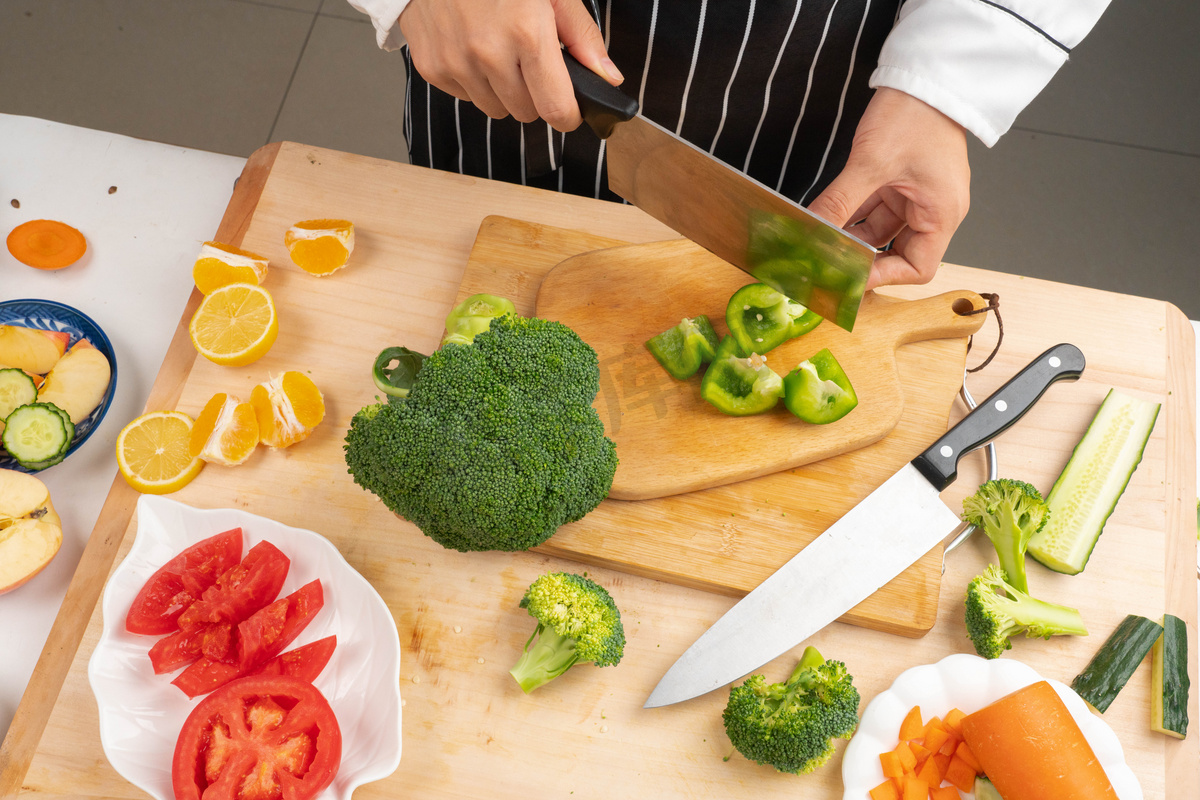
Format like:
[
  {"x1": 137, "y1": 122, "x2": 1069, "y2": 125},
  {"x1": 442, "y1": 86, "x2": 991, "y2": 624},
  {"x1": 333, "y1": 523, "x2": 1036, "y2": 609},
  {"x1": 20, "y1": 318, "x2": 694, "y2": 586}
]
[
  {"x1": 564, "y1": 53, "x2": 876, "y2": 332},
  {"x1": 644, "y1": 343, "x2": 1086, "y2": 708}
]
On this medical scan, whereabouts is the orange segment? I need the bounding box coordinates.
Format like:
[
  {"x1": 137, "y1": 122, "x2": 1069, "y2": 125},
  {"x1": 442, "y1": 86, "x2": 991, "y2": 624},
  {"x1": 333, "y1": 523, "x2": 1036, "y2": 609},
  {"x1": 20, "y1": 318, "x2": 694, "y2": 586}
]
[
  {"x1": 189, "y1": 283, "x2": 278, "y2": 367},
  {"x1": 284, "y1": 219, "x2": 354, "y2": 276},
  {"x1": 192, "y1": 241, "x2": 269, "y2": 295},
  {"x1": 249, "y1": 371, "x2": 325, "y2": 448},
  {"x1": 7, "y1": 219, "x2": 87, "y2": 270},
  {"x1": 190, "y1": 393, "x2": 259, "y2": 466},
  {"x1": 116, "y1": 411, "x2": 205, "y2": 494}
]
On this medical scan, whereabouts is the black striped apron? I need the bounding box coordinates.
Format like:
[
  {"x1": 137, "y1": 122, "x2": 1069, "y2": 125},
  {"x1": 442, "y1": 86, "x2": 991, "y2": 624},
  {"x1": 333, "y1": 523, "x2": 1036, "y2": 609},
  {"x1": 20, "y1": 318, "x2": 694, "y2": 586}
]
[{"x1": 402, "y1": 0, "x2": 902, "y2": 205}]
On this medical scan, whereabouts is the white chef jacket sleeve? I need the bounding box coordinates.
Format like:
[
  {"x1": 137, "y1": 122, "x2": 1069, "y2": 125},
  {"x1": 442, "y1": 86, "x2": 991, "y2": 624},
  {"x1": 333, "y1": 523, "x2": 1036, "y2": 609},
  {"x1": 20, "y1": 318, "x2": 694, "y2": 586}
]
[
  {"x1": 344, "y1": 0, "x2": 411, "y2": 51},
  {"x1": 870, "y1": 0, "x2": 1111, "y2": 146}
]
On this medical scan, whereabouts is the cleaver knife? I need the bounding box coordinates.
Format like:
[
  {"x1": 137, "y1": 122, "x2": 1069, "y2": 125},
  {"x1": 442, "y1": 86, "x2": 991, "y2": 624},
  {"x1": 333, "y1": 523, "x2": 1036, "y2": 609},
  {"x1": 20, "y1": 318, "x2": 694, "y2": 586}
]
[
  {"x1": 645, "y1": 343, "x2": 1086, "y2": 708},
  {"x1": 564, "y1": 53, "x2": 876, "y2": 332}
]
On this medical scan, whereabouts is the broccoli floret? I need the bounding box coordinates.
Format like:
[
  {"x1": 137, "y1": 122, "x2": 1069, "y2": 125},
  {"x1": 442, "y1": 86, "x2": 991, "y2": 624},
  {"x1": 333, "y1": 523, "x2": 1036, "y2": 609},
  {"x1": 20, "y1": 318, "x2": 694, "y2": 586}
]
[
  {"x1": 722, "y1": 646, "x2": 861, "y2": 775},
  {"x1": 962, "y1": 478, "x2": 1049, "y2": 593},
  {"x1": 964, "y1": 564, "x2": 1088, "y2": 659},
  {"x1": 344, "y1": 314, "x2": 618, "y2": 552},
  {"x1": 509, "y1": 572, "x2": 625, "y2": 693}
]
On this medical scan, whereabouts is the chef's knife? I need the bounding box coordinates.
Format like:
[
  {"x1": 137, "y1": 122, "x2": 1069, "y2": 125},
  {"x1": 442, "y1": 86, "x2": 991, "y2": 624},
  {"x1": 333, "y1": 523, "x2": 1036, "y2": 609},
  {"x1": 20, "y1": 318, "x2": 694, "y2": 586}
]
[
  {"x1": 564, "y1": 53, "x2": 876, "y2": 332},
  {"x1": 644, "y1": 343, "x2": 1086, "y2": 708}
]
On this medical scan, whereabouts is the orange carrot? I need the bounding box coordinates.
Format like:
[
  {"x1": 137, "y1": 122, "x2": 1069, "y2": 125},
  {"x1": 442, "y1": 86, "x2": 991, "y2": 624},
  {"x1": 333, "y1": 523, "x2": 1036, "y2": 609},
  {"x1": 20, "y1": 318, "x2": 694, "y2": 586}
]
[
  {"x1": 954, "y1": 740, "x2": 981, "y2": 773},
  {"x1": 901, "y1": 776, "x2": 928, "y2": 800},
  {"x1": 916, "y1": 751, "x2": 942, "y2": 787},
  {"x1": 923, "y1": 725, "x2": 950, "y2": 756},
  {"x1": 893, "y1": 741, "x2": 918, "y2": 773},
  {"x1": 943, "y1": 754, "x2": 977, "y2": 793},
  {"x1": 943, "y1": 707, "x2": 966, "y2": 735},
  {"x1": 961, "y1": 681, "x2": 1118, "y2": 800},
  {"x1": 880, "y1": 750, "x2": 904, "y2": 779},
  {"x1": 6, "y1": 220, "x2": 87, "y2": 270},
  {"x1": 869, "y1": 780, "x2": 901, "y2": 800},
  {"x1": 898, "y1": 705, "x2": 925, "y2": 741},
  {"x1": 930, "y1": 786, "x2": 961, "y2": 800}
]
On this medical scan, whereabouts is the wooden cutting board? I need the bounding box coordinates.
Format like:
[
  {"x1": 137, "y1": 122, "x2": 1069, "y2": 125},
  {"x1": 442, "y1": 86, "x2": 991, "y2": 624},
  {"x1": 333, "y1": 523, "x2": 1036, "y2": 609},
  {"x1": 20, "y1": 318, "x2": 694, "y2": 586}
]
[{"x1": 535, "y1": 239, "x2": 986, "y2": 499}]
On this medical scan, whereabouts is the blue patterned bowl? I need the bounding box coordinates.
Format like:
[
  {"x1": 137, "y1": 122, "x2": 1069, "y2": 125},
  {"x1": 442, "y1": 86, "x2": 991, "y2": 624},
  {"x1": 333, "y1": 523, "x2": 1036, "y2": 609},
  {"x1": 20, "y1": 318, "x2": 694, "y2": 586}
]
[{"x1": 0, "y1": 299, "x2": 118, "y2": 472}]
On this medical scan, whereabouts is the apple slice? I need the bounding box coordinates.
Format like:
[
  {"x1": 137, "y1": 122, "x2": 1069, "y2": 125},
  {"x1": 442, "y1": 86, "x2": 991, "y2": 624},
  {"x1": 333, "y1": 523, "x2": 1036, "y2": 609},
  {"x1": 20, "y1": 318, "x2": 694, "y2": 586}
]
[
  {"x1": 37, "y1": 339, "x2": 112, "y2": 424},
  {"x1": 0, "y1": 326, "x2": 70, "y2": 374},
  {"x1": 0, "y1": 469, "x2": 62, "y2": 594},
  {"x1": 0, "y1": 467, "x2": 50, "y2": 522}
]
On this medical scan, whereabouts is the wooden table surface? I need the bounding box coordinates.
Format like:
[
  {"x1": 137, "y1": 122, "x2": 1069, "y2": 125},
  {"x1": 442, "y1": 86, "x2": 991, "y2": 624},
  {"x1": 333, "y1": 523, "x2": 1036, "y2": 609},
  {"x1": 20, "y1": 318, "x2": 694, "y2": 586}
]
[{"x1": 1, "y1": 141, "x2": 1195, "y2": 800}]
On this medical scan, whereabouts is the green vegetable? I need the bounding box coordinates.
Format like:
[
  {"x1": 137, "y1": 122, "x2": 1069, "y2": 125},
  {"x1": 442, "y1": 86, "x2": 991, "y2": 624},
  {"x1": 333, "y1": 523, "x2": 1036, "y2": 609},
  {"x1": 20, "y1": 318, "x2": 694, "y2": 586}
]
[
  {"x1": 644, "y1": 315, "x2": 720, "y2": 380},
  {"x1": 1, "y1": 402, "x2": 71, "y2": 469},
  {"x1": 1071, "y1": 614, "x2": 1162, "y2": 713},
  {"x1": 1151, "y1": 614, "x2": 1189, "y2": 738},
  {"x1": 509, "y1": 571, "x2": 625, "y2": 693},
  {"x1": 700, "y1": 335, "x2": 784, "y2": 416},
  {"x1": 0, "y1": 368, "x2": 37, "y2": 422},
  {"x1": 964, "y1": 564, "x2": 1088, "y2": 660},
  {"x1": 1028, "y1": 389, "x2": 1160, "y2": 575},
  {"x1": 725, "y1": 283, "x2": 821, "y2": 356},
  {"x1": 344, "y1": 314, "x2": 618, "y2": 552},
  {"x1": 782, "y1": 348, "x2": 857, "y2": 424},
  {"x1": 722, "y1": 646, "x2": 860, "y2": 775},
  {"x1": 961, "y1": 478, "x2": 1049, "y2": 594},
  {"x1": 442, "y1": 293, "x2": 517, "y2": 346},
  {"x1": 371, "y1": 346, "x2": 428, "y2": 400}
]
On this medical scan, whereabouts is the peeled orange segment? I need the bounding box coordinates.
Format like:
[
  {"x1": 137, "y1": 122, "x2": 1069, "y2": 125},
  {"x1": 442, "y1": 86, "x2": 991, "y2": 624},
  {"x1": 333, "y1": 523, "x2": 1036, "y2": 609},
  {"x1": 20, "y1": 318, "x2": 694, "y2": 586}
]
[
  {"x1": 284, "y1": 219, "x2": 354, "y2": 277},
  {"x1": 7, "y1": 219, "x2": 87, "y2": 270},
  {"x1": 116, "y1": 411, "x2": 205, "y2": 494},
  {"x1": 192, "y1": 241, "x2": 270, "y2": 295},
  {"x1": 250, "y1": 371, "x2": 325, "y2": 448},
  {"x1": 188, "y1": 283, "x2": 278, "y2": 367},
  {"x1": 189, "y1": 392, "x2": 259, "y2": 466}
]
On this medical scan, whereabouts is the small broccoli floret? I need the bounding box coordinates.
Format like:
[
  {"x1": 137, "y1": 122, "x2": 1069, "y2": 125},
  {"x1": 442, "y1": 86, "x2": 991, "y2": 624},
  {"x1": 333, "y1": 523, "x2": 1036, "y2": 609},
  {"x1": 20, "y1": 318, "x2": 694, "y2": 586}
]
[
  {"x1": 964, "y1": 564, "x2": 1089, "y2": 659},
  {"x1": 962, "y1": 478, "x2": 1049, "y2": 593},
  {"x1": 509, "y1": 572, "x2": 625, "y2": 693},
  {"x1": 722, "y1": 646, "x2": 861, "y2": 775},
  {"x1": 344, "y1": 313, "x2": 618, "y2": 552}
]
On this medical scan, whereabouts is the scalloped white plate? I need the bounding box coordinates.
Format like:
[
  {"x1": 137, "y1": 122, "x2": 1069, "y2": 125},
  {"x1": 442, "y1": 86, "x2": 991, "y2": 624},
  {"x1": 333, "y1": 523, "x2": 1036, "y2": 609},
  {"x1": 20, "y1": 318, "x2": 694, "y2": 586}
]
[
  {"x1": 88, "y1": 495, "x2": 402, "y2": 800},
  {"x1": 842, "y1": 653, "x2": 1141, "y2": 800}
]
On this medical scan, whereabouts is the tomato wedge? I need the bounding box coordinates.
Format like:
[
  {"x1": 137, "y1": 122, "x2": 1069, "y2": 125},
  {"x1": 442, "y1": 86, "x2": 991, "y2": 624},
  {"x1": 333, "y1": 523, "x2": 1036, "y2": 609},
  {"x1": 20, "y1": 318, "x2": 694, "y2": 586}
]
[
  {"x1": 172, "y1": 674, "x2": 341, "y2": 800},
  {"x1": 178, "y1": 540, "x2": 290, "y2": 630},
  {"x1": 149, "y1": 622, "x2": 236, "y2": 675},
  {"x1": 125, "y1": 528, "x2": 243, "y2": 635},
  {"x1": 251, "y1": 636, "x2": 337, "y2": 682}
]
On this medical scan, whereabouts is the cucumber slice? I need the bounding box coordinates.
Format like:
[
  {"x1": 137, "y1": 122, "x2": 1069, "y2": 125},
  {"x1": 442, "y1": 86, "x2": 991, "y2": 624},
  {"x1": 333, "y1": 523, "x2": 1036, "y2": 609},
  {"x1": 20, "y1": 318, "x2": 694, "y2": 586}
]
[
  {"x1": 0, "y1": 368, "x2": 38, "y2": 423},
  {"x1": 1151, "y1": 614, "x2": 1190, "y2": 738},
  {"x1": 1, "y1": 402, "x2": 71, "y2": 469},
  {"x1": 14, "y1": 402, "x2": 75, "y2": 470},
  {"x1": 1071, "y1": 614, "x2": 1162, "y2": 713},
  {"x1": 1028, "y1": 389, "x2": 1160, "y2": 574}
]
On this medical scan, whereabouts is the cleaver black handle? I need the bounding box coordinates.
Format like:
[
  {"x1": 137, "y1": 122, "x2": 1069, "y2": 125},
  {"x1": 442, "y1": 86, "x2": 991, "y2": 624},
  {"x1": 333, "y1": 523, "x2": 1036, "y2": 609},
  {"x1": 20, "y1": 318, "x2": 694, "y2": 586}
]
[
  {"x1": 563, "y1": 50, "x2": 638, "y2": 139},
  {"x1": 912, "y1": 343, "x2": 1086, "y2": 491}
]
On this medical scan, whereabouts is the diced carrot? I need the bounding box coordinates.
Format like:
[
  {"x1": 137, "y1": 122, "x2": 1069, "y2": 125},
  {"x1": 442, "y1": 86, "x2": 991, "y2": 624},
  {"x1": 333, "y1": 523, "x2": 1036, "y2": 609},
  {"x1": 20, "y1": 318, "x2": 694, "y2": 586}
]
[
  {"x1": 954, "y1": 740, "x2": 981, "y2": 773},
  {"x1": 915, "y1": 752, "x2": 942, "y2": 787},
  {"x1": 909, "y1": 741, "x2": 932, "y2": 765},
  {"x1": 930, "y1": 785, "x2": 961, "y2": 800},
  {"x1": 943, "y1": 755, "x2": 978, "y2": 793},
  {"x1": 880, "y1": 750, "x2": 905, "y2": 779},
  {"x1": 898, "y1": 705, "x2": 925, "y2": 741},
  {"x1": 901, "y1": 776, "x2": 929, "y2": 800},
  {"x1": 933, "y1": 752, "x2": 952, "y2": 777},
  {"x1": 939, "y1": 734, "x2": 959, "y2": 756},
  {"x1": 870, "y1": 779, "x2": 901, "y2": 800},
  {"x1": 922, "y1": 716, "x2": 945, "y2": 740},
  {"x1": 943, "y1": 707, "x2": 966, "y2": 735},
  {"x1": 893, "y1": 741, "x2": 917, "y2": 773},
  {"x1": 923, "y1": 725, "x2": 950, "y2": 756}
]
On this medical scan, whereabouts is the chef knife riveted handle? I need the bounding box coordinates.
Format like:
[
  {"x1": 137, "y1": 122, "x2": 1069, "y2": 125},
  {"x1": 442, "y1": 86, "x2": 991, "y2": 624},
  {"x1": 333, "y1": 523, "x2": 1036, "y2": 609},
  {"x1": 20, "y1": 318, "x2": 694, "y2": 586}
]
[
  {"x1": 912, "y1": 343, "x2": 1086, "y2": 492},
  {"x1": 563, "y1": 51, "x2": 638, "y2": 139}
]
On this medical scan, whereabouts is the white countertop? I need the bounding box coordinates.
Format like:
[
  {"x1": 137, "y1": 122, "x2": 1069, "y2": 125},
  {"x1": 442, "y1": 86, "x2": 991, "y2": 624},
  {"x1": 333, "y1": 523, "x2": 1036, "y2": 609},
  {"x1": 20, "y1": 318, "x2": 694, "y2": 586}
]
[{"x1": 0, "y1": 112, "x2": 1196, "y2": 746}]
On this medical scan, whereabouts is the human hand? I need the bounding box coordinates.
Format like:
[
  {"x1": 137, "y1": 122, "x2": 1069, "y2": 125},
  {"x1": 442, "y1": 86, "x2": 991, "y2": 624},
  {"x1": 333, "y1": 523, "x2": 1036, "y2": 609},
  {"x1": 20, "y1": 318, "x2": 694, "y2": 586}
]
[
  {"x1": 399, "y1": 0, "x2": 623, "y2": 132},
  {"x1": 807, "y1": 88, "x2": 970, "y2": 290}
]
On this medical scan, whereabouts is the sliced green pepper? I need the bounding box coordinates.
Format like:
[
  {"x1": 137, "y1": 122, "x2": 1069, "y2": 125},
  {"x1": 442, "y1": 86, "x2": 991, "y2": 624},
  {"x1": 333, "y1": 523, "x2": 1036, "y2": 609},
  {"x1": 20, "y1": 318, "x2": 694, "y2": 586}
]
[
  {"x1": 442, "y1": 293, "x2": 517, "y2": 346},
  {"x1": 700, "y1": 335, "x2": 784, "y2": 416},
  {"x1": 645, "y1": 315, "x2": 720, "y2": 380},
  {"x1": 725, "y1": 283, "x2": 821, "y2": 356},
  {"x1": 783, "y1": 348, "x2": 858, "y2": 424}
]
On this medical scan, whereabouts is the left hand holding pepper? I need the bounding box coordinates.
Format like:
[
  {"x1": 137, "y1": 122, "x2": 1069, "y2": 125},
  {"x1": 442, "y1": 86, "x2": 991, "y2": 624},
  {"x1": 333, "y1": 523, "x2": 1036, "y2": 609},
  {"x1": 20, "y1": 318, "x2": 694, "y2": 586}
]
[{"x1": 807, "y1": 88, "x2": 971, "y2": 291}]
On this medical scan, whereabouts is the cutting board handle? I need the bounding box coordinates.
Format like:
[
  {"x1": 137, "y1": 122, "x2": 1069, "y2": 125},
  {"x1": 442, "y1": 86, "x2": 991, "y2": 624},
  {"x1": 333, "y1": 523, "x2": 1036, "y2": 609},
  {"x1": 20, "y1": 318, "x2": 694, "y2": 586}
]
[{"x1": 863, "y1": 290, "x2": 989, "y2": 348}]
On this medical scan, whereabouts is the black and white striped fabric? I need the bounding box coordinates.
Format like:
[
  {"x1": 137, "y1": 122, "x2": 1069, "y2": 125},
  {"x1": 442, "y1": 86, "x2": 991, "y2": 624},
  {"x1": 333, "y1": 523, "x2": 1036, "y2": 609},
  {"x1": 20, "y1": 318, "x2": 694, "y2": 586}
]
[{"x1": 402, "y1": 0, "x2": 903, "y2": 204}]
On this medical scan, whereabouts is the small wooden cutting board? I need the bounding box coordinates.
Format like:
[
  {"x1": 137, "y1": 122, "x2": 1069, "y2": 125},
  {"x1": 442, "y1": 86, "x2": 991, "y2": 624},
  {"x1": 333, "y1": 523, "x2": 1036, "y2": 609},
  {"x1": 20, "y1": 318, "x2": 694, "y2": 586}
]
[{"x1": 536, "y1": 239, "x2": 987, "y2": 500}]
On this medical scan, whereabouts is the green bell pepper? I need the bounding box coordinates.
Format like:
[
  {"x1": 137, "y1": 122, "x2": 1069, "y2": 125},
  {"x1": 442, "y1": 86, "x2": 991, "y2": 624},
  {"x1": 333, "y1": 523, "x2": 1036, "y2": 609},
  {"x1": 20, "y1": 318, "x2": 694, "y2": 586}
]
[
  {"x1": 700, "y1": 335, "x2": 784, "y2": 416},
  {"x1": 645, "y1": 315, "x2": 720, "y2": 380},
  {"x1": 783, "y1": 348, "x2": 858, "y2": 424},
  {"x1": 442, "y1": 293, "x2": 517, "y2": 346},
  {"x1": 725, "y1": 283, "x2": 821, "y2": 356}
]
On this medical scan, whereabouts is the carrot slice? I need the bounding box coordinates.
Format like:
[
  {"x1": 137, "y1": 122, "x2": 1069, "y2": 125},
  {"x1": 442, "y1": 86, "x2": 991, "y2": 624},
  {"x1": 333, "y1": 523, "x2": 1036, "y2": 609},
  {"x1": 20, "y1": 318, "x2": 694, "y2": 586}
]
[
  {"x1": 7, "y1": 220, "x2": 87, "y2": 270},
  {"x1": 901, "y1": 776, "x2": 928, "y2": 800},
  {"x1": 898, "y1": 705, "x2": 925, "y2": 741},
  {"x1": 923, "y1": 725, "x2": 950, "y2": 756},
  {"x1": 916, "y1": 751, "x2": 942, "y2": 787},
  {"x1": 943, "y1": 754, "x2": 977, "y2": 793},
  {"x1": 930, "y1": 786, "x2": 962, "y2": 800},
  {"x1": 880, "y1": 750, "x2": 905, "y2": 779},
  {"x1": 893, "y1": 740, "x2": 918, "y2": 773},
  {"x1": 870, "y1": 780, "x2": 901, "y2": 800},
  {"x1": 943, "y1": 707, "x2": 966, "y2": 735},
  {"x1": 954, "y1": 740, "x2": 981, "y2": 773}
]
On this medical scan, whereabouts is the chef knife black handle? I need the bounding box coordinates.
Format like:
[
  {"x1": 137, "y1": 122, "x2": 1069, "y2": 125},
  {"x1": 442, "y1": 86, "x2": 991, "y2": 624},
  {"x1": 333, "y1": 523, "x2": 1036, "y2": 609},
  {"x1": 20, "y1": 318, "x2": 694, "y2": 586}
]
[
  {"x1": 912, "y1": 343, "x2": 1086, "y2": 491},
  {"x1": 563, "y1": 51, "x2": 638, "y2": 139}
]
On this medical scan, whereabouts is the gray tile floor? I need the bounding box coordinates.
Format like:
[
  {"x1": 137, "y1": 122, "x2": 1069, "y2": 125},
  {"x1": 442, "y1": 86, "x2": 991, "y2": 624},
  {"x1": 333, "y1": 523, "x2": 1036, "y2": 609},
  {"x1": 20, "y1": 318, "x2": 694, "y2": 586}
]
[{"x1": 2, "y1": 0, "x2": 1198, "y2": 318}]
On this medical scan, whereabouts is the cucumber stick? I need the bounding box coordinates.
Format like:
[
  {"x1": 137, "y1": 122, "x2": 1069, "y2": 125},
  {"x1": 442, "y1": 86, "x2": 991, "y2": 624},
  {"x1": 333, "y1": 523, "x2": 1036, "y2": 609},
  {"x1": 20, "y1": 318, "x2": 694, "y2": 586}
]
[
  {"x1": 1151, "y1": 614, "x2": 1190, "y2": 738},
  {"x1": 1028, "y1": 389, "x2": 1160, "y2": 574},
  {"x1": 1071, "y1": 614, "x2": 1162, "y2": 713}
]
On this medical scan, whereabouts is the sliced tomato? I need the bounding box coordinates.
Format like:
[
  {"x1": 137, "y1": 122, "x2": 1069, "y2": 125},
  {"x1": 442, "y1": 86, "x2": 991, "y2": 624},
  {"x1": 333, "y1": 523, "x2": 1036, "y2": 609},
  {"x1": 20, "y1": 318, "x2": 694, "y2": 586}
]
[
  {"x1": 251, "y1": 636, "x2": 337, "y2": 682},
  {"x1": 172, "y1": 580, "x2": 324, "y2": 698},
  {"x1": 178, "y1": 540, "x2": 290, "y2": 631},
  {"x1": 125, "y1": 528, "x2": 243, "y2": 635},
  {"x1": 148, "y1": 622, "x2": 235, "y2": 674},
  {"x1": 172, "y1": 674, "x2": 341, "y2": 800}
]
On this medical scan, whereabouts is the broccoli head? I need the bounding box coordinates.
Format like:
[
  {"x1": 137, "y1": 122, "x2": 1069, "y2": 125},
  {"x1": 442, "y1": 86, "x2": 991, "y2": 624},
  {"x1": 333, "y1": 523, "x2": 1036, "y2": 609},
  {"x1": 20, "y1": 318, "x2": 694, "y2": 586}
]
[
  {"x1": 962, "y1": 478, "x2": 1049, "y2": 594},
  {"x1": 722, "y1": 646, "x2": 860, "y2": 775},
  {"x1": 344, "y1": 314, "x2": 618, "y2": 552},
  {"x1": 964, "y1": 564, "x2": 1088, "y2": 659},
  {"x1": 509, "y1": 572, "x2": 625, "y2": 693}
]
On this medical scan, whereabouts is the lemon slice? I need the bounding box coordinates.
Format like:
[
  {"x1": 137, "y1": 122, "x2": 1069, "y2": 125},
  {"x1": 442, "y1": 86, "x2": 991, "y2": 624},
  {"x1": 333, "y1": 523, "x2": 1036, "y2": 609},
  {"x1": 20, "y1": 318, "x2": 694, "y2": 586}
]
[
  {"x1": 190, "y1": 392, "x2": 260, "y2": 466},
  {"x1": 192, "y1": 241, "x2": 269, "y2": 295},
  {"x1": 284, "y1": 219, "x2": 354, "y2": 276},
  {"x1": 116, "y1": 411, "x2": 205, "y2": 494},
  {"x1": 189, "y1": 283, "x2": 278, "y2": 367}
]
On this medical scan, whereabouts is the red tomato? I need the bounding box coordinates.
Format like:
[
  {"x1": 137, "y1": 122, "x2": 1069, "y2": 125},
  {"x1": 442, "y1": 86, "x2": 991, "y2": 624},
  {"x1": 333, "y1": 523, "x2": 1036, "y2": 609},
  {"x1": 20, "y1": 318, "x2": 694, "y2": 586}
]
[
  {"x1": 178, "y1": 540, "x2": 290, "y2": 631},
  {"x1": 172, "y1": 674, "x2": 341, "y2": 800},
  {"x1": 252, "y1": 636, "x2": 337, "y2": 682},
  {"x1": 125, "y1": 528, "x2": 243, "y2": 635},
  {"x1": 148, "y1": 622, "x2": 235, "y2": 674}
]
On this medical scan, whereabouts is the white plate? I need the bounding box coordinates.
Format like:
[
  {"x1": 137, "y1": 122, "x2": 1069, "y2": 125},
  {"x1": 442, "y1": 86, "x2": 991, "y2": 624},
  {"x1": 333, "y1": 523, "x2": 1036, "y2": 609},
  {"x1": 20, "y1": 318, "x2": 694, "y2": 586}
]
[
  {"x1": 88, "y1": 495, "x2": 402, "y2": 800},
  {"x1": 841, "y1": 653, "x2": 1141, "y2": 800}
]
